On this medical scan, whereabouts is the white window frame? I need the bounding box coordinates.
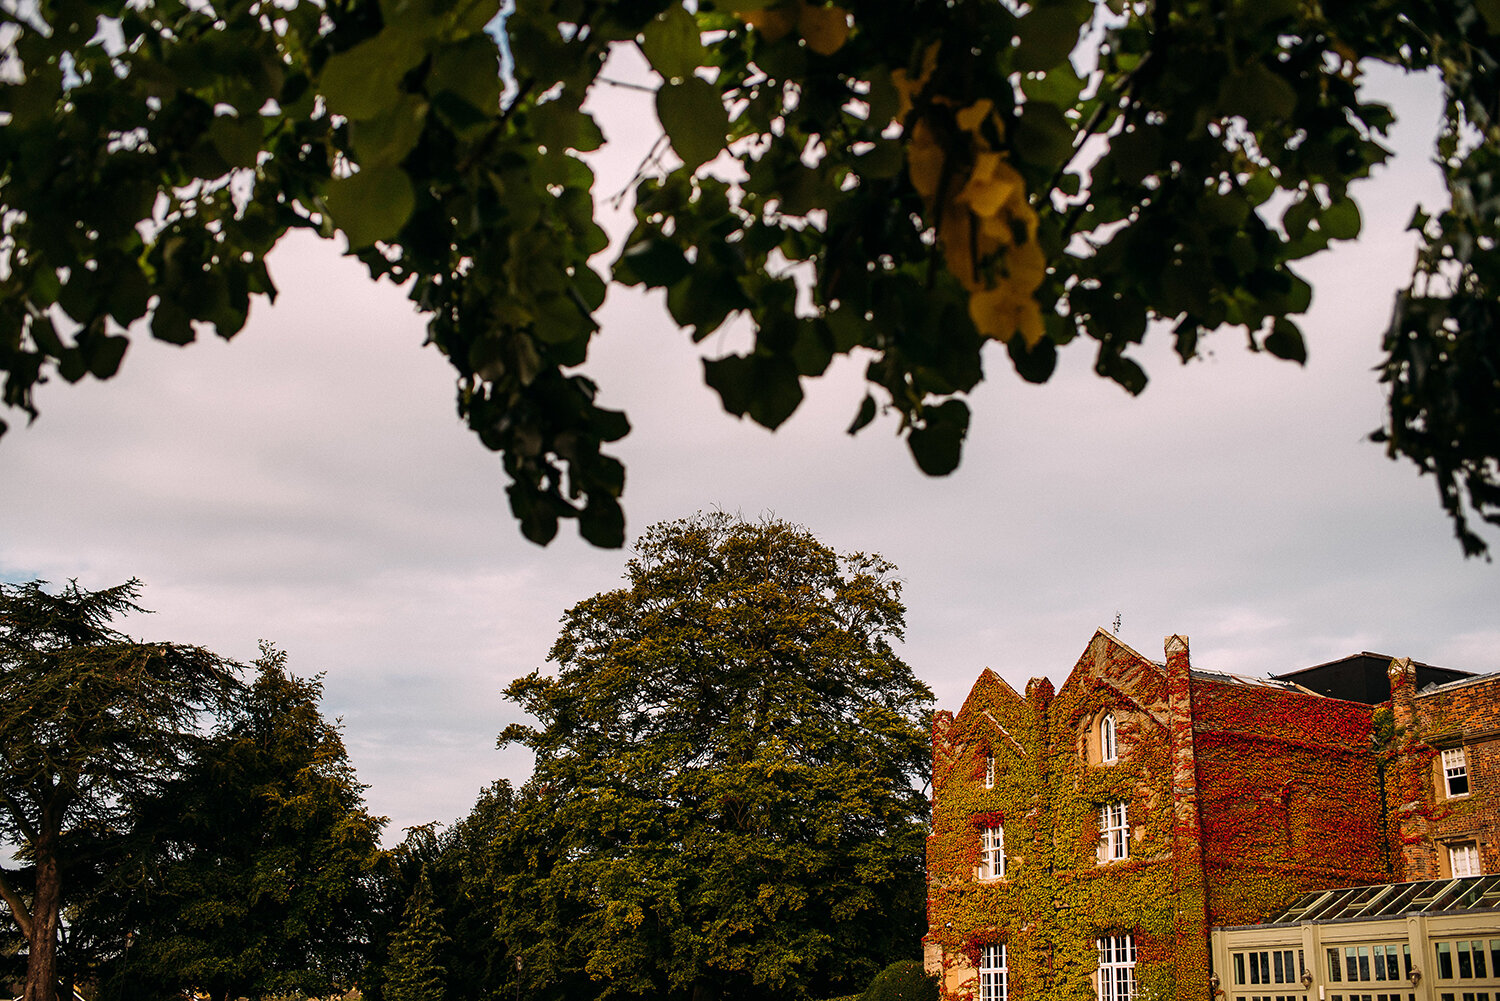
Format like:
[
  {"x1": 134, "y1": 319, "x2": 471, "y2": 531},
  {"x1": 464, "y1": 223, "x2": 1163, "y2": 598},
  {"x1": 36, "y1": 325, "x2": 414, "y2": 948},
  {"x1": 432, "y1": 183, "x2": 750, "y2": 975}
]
[
  {"x1": 1449, "y1": 840, "x2": 1482, "y2": 877},
  {"x1": 1442, "y1": 747, "x2": 1470, "y2": 798},
  {"x1": 1097, "y1": 933, "x2": 1137, "y2": 1001},
  {"x1": 1101, "y1": 713, "x2": 1118, "y2": 764},
  {"x1": 979, "y1": 824, "x2": 1005, "y2": 880},
  {"x1": 985, "y1": 753, "x2": 995, "y2": 789},
  {"x1": 1099, "y1": 801, "x2": 1129, "y2": 862},
  {"x1": 980, "y1": 942, "x2": 1007, "y2": 1001}
]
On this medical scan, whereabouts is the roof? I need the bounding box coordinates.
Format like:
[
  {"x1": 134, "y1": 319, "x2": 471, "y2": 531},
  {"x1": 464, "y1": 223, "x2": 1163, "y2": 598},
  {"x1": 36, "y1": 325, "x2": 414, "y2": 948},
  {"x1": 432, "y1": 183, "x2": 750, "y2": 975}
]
[
  {"x1": 1270, "y1": 652, "x2": 1474, "y2": 705},
  {"x1": 1254, "y1": 876, "x2": 1500, "y2": 926}
]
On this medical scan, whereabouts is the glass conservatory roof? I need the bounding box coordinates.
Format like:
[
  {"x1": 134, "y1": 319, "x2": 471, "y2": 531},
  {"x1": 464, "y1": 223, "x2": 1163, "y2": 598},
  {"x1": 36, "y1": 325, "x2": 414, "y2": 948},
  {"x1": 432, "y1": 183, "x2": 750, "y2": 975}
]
[{"x1": 1263, "y1": 876, "x2": 1500, "y2": 925}]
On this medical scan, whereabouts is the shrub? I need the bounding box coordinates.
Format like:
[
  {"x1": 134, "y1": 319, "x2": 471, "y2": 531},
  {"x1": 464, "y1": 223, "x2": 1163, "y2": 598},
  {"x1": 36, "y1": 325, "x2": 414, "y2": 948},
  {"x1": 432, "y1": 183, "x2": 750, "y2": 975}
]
[{"x1": 862, "y1": 961, "x2": 939, "y2": 1001}]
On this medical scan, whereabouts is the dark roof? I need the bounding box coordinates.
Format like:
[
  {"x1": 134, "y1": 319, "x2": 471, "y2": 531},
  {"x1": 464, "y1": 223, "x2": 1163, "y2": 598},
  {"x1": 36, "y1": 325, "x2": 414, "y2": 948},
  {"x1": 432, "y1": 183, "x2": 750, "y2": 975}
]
[
  {"x1": 1252, "y1": 876, "x2": 1500, "y2": 925},
  {"x1": 1271, "y1": 652, "x2": 1473, "y2": 705}
]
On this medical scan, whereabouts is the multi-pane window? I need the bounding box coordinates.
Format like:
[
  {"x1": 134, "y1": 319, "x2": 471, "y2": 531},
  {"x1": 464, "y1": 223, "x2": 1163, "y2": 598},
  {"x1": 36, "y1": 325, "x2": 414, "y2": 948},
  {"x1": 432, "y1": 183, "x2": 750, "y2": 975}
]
[
  {"x1": 979, "y1": 824, "x2": 1005, "y2": 880},
  {"x1": 1327, "y1": 944, "x2": 1409, "y2": 983},
  {"x1": 1450, "y1": 841, "x2": 1483, "y2": 877},
  {"x1": 1098, "y1": 933, "x2": 1137, "y2": 1001},
  {"x1": 985, "y1": 754, "x2": 995, "y2": 789},
  {"x1": 1443, "y1": 748, "x2": 1470, "y2": 798},
  {"x1": 1235, "y1": 950, "x2": 1304, "y2": 986},
  {"x1": 980, "y1": 943, "x2": 1008, "y2": 1001},
  {"x1": 1328, "y1": 994, "x2": 1415, "y2": 1001},
  {"x1": 1099, "y1": 801, "x2": 1129, "y2": 861},
  {"x1": 1435, "y1": 941, "x2": 1491, "y2": 980},
  {"x1": 1101, "y1": 713, "x2": 1118, "y2": 764}
]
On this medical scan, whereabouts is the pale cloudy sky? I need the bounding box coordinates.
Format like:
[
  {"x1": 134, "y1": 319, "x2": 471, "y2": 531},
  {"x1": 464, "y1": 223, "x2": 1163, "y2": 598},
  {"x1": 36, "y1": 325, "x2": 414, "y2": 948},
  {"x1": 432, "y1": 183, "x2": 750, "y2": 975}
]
[{"x1": 2, "y1": 59, "x2": 1496, "y2": 841}]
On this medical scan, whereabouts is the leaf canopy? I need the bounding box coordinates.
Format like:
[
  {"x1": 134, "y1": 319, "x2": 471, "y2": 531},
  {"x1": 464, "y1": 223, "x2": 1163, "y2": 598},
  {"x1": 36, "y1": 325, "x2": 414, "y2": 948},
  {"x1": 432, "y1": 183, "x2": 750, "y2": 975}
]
[
  {"x1": 1, "y1": 0, "x2": 1496, "y2": 553},
  {"x1": 497, "y1": 513, "x2": 933, "y2": 1001}
]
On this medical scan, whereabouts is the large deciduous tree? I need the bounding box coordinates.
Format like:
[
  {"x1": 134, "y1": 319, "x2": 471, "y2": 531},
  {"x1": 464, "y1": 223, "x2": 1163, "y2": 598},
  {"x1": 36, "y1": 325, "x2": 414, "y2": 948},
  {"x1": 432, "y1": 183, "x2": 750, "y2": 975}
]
[
  {"x1": 94, "y1": 642, "x2": 386, "y2": 1001},
  {"x1": 0, "y1": 579, "x2": 239, "y2": 1001},
  {"x1": 499, "y1": 513, "x2": 933, "y2": 1001},
  {"x1": 2, "y1": 0, "x2": 1496, "y2": 553}
]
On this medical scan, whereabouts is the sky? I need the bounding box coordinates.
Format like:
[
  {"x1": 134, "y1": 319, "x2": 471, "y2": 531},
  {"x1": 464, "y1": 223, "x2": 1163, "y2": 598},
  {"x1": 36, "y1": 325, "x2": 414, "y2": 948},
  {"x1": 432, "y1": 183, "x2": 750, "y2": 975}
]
[{"x1": 2, "y1": 56, "x2": 1496, "y2": 843}]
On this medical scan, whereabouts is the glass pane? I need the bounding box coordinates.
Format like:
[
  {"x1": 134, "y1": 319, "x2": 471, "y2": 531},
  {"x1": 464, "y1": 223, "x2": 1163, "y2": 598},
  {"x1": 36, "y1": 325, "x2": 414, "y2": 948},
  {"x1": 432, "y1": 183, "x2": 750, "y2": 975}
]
[{"x1": 1438, "y1": 942, "x2": 1453, "y2": 980}]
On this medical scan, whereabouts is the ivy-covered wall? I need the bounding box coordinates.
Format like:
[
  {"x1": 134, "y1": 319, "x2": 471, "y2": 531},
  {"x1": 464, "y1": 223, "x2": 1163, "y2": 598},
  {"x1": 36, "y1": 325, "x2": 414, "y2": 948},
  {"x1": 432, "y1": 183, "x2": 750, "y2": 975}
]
[{"x1": 924, "y1": 630, "x2": 1389, "y2": 1001}]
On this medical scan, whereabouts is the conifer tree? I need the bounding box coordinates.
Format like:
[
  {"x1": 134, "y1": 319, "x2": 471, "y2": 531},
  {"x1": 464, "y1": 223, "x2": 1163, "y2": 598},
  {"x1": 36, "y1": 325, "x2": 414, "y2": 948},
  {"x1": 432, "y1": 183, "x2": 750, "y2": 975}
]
[{"x1": 385, "y1": 868, "x2": 450, "y2": 1001}]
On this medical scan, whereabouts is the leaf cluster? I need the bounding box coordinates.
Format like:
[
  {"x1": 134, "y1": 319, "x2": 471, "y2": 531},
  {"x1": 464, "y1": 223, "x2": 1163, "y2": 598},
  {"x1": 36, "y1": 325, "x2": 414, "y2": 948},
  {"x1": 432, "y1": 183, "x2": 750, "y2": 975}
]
[{"x1": 2, "y1": 0, "x2": 1496, "y2": 553}]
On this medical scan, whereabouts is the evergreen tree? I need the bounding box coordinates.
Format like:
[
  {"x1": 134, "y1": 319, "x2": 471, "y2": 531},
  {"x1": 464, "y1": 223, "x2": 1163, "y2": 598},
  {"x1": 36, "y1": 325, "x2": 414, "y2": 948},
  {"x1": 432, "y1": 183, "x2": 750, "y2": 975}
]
[
  {"x1": 0, "y1": 579, "x2": 239, "y2": 1001},
  {"x1": 385, "y1": 868, "x2": 450, "y2": 1001},
  {"x1": 96, "y1": 642, "x2": 386, "y2": 1001}
]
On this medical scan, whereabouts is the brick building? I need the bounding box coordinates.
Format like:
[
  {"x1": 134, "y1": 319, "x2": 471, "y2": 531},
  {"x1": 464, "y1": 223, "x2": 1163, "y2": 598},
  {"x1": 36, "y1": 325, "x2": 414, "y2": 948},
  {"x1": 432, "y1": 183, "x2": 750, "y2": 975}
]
[{"x1": 924, "y1": 630, "x2": 1499, "y2": 1001}]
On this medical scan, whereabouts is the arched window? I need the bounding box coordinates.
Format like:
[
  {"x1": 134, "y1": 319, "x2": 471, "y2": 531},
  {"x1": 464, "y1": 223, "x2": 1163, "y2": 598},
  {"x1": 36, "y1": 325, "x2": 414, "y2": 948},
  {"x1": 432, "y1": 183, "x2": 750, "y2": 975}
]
[{"x1": 1100, "y1": 712, "x2": 1118, "y2": 764}]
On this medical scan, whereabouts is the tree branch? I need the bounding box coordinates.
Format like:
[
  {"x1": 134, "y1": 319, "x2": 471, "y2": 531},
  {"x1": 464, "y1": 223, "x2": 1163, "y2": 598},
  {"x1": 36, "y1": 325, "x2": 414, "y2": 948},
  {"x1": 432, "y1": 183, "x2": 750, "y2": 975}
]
[{"x1": 0, "y1": 864, "x2": 33, "y2": 940}]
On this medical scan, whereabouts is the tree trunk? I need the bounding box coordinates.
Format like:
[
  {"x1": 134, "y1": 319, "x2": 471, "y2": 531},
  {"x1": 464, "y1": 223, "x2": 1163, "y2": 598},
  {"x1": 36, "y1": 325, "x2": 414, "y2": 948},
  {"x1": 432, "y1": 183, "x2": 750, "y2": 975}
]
[{"x1": 24, "y1": 838, "x2": 61, "y2": 1001}]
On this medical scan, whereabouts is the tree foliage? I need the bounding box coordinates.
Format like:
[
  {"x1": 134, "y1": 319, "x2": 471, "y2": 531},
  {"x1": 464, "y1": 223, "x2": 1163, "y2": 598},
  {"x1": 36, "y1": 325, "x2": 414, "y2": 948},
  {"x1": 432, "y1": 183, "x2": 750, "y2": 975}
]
[
  {"x1": 2, "y1": 0, "x2": 1496, "y2": 552},
  {"x1": 383, "y1": 868, "x2": 450, "y2": 1001},
  {"x1": 861, "y1": 961, "x2": 939, "y2": 1001},
  {"x1": 497, "y1": 513, "x2": 933, "y2": 1001},
  {"x1": 0, "y1": 579, "x2": 239, "y2": 1001},
  {"x1": 94, "y1": 642, "x2": 386, "y2": 1001}
]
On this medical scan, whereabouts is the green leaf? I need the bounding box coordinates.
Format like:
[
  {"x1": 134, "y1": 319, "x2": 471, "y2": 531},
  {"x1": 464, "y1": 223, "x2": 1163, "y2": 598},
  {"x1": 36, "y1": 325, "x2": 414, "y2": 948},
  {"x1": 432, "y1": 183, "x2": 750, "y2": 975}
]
[
  {"x1": 847, "y1": 394, "x2": 877, "y2": 435},
  {"x1": 350, "y1": 96, "x2": 429, "y2": 168},
  {"x1": 152, "y1": 299, "x2": 195, "y2": 346},
  {"x1": 85, "y1": 333, "x2": 129, "y2": 379},
  {"x1": 1322, "y1": 197, "x2": 1362, "y2": 241},
  {"x1": 1218, "y1": 63, "x2": 1298, "y2": 124},
  {"x1": 1012, "y1": 102, "x2": 1073, "y2": 170},
  {"x1": 703, "y1": 352, "x2": 804, "y2": 429},
  {"x1": 616, "y1": 238, "x2": 693, "y2": 289},
  {"x1": 428, "y1": 36, "x2": 502, "y2": 118},
  {"x1": 209, "y1": 115, "x2": 263, "y2": 169},
  {"x1": 1264, "y1": 317, "x2": 1307, "y2": 364},
  {"x1": 907, "y1": 400, "x2": 969, "y2": 476},
  {"x1": 641, "y1": 5, "x2": 704, "y2": 82},
  {"x1": 656, "y1": 76, "x2": 728, "y2": 171},
  {"x1": 321, "y1": 31, "x2": 422, "y2": 120},
  {"x1": 326, "y1": 167, "x2": 416, "y2": 249},
  {"x1": 1014, "y1": 6, "x2": 1085, "y2": 74}
]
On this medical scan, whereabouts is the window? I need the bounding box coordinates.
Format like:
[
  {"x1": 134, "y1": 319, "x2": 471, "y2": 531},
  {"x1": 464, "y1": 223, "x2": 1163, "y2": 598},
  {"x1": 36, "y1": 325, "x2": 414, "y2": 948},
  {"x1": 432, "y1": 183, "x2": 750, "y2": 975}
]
[
  {"x1": 1435, "y1": 941, "x2": 1490, "y2": 980},
  {"x1": 1235, "y1": 950, "x2": 1304, "y2": 986},
  {"x1": 979, "y1": 824, "x2": 1005, "y2": 880},
  {"x1": 1443, "y1": 748, "x2": 1470, "y2": 798},
  {"x1": 1329, "y1": 944, "x2": 1406, "y2": 983},
  {"x1": 981, "y1": 943, "x2": 1008, "y2": 1001},
  {"x1": 1098, "y1": 933, "x2": 1137, "y2": 1001},
  {"x1": 1450, "y1": 841, "x2": 1483, "y2": 877},
  {"x1": 1099, "y1": 801, "x2": 1129, "y2": 862},
  {"x1": 1101, "y1": 713, "x2": 1118, "y2": 763},
  {"x1": 985, "y1": 753, "x2": 995, "y2": 789}
]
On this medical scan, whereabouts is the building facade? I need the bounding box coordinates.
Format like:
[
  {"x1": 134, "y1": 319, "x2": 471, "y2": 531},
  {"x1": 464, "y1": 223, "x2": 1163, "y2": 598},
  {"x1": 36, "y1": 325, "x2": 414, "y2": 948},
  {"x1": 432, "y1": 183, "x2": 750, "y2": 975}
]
[{"x1": 925, "y1": 630, "x2": 1499, "y2": 1001}]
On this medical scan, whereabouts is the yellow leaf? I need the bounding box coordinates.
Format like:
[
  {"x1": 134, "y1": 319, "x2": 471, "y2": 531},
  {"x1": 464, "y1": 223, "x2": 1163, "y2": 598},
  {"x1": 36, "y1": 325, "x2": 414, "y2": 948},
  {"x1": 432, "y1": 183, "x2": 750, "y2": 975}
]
[
  {"x1": 967, "y1": 284, "x2": 1020, "y2": 342},
  {"x1": 955, "y1": 99, "x2": 994, "y2": 134},
  {"x1": 958, "y1": 153, "x2": 1020, "y2": 218},
  {"x1": 1016, "y1": 297, "x2": 1047, "y2": 347},
  {"x1": 1006, "y1": 239, "x2": 1047, "y2": 294},
  {"x1": 798, "y1": 1, "x2": 850, "y2": 56},
  {"x1": 906, "y1": 120, "x2": 945, "y2": 200}
]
